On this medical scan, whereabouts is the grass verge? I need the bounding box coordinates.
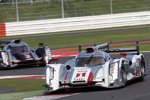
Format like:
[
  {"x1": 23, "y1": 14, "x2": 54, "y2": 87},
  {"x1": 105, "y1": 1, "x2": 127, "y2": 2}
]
[
  {"x1": 0, "y1": 25, "x2": 150, "y2": 50},
  {"x1": 0, "y1": 90, "x2": 44, "y2": 100},
  {"x1": 0, "y1": 79, "x2": 44, "y2": 100}
]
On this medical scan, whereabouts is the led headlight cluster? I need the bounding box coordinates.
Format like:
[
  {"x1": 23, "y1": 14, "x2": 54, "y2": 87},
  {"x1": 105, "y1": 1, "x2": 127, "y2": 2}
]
[
  {"x1": 46, "y1": 67, "x2": 54, "y2": 85},
  {"x1": 109, "y1": 62, "x2": 119, "y2": 83},
  {"x1": 109, "y1": 63, "x2": 115, "y2": 75},
  {"x1": 45, "y1": 48, "x2": 52, "y2": 59},
  {"x1": 1, "y1": 52, "x2": 9, "y2": 65},
  {"x1": 50, "y1": 67, "x2": 54, "y2": 80},
  {"x1": 109, "y1": 62, "x2": 119, "y2": 75}
]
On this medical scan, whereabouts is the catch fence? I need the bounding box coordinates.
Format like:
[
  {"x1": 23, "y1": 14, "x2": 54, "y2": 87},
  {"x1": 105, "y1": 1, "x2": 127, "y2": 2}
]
[{"x1": 0, "y1": 0, "x2": 150, "y2": 22}]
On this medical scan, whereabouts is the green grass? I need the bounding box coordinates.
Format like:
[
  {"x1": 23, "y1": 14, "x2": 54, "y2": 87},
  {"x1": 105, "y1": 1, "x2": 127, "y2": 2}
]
[
  {"x1": 0, "y1": 90, "x2": 43, "y2": 100},
  {"x1": 0, "y1": 2, "x2": 62, "y2": 22},
  {"x1": 22, "y1": 26, "x2": 150, "y2": 50},
  {"x1": 0, "y1": 79, "x2": 43, "y2": 92},
  {"x1": 139, "y1": 43, "x2": 150, "y2": 51},
  {"x1": 0, "y1": 79, "x2": 44, "y2": 100},
  {"x1": 1, "y1": 25, "x2": 150, "y2": 50}
]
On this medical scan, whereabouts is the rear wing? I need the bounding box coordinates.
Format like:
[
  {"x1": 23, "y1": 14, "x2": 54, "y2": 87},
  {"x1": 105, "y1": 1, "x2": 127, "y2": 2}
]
[
  {"x1": 0, "y1": 39, "x2": 21, "y2": 44},
  {"x1": 79, "y1": 41, "x2": 140, "y2": 54},
  {"x1": 0, "y1": 39, "x2": 21, "y2": 49},
  {"x1": 95, "y1": 41, "x2": 140, "y2": 54}
]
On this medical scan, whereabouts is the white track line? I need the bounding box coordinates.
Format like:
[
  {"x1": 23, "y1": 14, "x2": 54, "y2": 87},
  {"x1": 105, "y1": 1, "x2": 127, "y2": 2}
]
[
  {"x1": 0, "y1": 75, "x2": 45, "y2": 79},
  {"x1": 23, "y1": 93, "x2": 79, "y2": 100}
]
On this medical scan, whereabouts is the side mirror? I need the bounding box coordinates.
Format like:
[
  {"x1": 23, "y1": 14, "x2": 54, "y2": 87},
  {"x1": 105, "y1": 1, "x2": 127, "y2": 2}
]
[
  {"x1": 129, "y1": 61, "x2": 132, "y2": 66},
  {"x1": 38, "y1": 43, "x2": 44, "y2": 47},
  {"x1": 66, "y1": 65, "x2": 71, "y2": 70}
]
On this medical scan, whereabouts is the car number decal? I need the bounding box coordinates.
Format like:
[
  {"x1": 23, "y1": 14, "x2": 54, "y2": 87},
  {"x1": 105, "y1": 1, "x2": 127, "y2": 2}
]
[{"x1": 76, "y1": 72, "x2": 86, "y2": 78}]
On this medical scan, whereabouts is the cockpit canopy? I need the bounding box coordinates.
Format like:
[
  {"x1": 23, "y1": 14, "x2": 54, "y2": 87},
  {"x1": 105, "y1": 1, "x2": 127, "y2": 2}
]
[
  {"x1": 75, "y1": 50, "x2": 111, "y2": 67},
  {"x1": 9, "y1": 45, "x2": 29, "y2": 54},
  {"x1": 3, "y1": 41, "x2": 30, "y2": 55},
  {"x1": 76, "y1": 56, "x2": 105, "y2": 67}
]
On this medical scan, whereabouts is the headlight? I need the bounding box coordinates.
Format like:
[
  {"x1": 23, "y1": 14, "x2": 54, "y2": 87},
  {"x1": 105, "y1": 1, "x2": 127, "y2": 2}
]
[
  {"x1": 1, "y1": 52, "x2": 9, "y2": 65},
  {"x1": 109, "y1": 62, "x2": 119, "y2": 83},
  {"x1": 109, "y1": 62, "x2": 119, "y2": 75},
  {"x1": 46, "y1": 67, "x2": 54, "y2": 85},
  {"x1": 109, "y1": 63, "x2": 115, "y2": 75},
  {"x1": 45, "y1": 48, "x2": 52, "y2": 59},
  {"x1": 44, "y1": 47, "x2": 52, "y2": 64}
]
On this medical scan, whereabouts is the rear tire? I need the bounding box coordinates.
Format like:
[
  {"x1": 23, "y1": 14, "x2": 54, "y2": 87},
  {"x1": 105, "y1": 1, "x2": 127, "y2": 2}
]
[{"x1": 39, "y1": 63, "x2": 46, "y2": 67}]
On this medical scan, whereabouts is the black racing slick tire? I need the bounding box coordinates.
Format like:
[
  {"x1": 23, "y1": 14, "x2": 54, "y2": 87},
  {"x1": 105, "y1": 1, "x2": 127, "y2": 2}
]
[
  {"x1": 0, "y1": 63, "x2": 7, "y2": 70},
  {"x1": 120, "y1": 67, "x2": 127, "y2": 87},
  {"x1": 138, "y1": 59, "x2": 146, "y2": 82}
]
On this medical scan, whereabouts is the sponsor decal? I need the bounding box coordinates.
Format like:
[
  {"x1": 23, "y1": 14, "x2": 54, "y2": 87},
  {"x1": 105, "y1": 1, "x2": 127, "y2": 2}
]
[
  {"x1": 74, "y1": 71, "x2": 87, "y2": 81},
  {"x1": 76, "y1": 72, "x2": 86, "y2": 78}
]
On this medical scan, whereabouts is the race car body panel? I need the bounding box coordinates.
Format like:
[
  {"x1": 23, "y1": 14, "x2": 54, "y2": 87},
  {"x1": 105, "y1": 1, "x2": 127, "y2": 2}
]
[{"x1": 45, "y1": 42, "x2": 146, "y2": 92}]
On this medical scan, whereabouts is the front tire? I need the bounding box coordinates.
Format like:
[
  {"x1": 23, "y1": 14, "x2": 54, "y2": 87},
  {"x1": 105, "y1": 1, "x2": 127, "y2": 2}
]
[
  {"x1": 138, "y1": 60, "x2": 146, "y2": 82},
  {"x1": 120, "y1": 67, "x2": 127, "y2": 87},
  {"x1": 0, "y1": 63, "x2": 8, "y2": 70}
]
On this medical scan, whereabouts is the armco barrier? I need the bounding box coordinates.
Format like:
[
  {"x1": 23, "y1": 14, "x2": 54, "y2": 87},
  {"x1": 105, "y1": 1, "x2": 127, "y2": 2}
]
[
  {"x1": 4, "y1": 11, "x2": 150, "y2": 36},
  {"x1": 0, "y1": 23, "x2": 6, "y2": 36}
]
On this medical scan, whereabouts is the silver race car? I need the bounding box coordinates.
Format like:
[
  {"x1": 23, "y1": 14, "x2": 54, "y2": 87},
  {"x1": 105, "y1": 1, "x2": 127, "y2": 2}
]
[
  {"x1": 0, "y1": 39, "x2": 51, "y2": 69},
  {"x1": 45, "y1": 42, "x2": 146, "y2": 92}
]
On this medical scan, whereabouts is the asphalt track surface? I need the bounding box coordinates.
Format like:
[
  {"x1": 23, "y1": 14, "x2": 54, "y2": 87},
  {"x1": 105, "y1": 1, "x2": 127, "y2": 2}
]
[{"x1": 0, "y1": 52, "x2": 150, "y2": 100}]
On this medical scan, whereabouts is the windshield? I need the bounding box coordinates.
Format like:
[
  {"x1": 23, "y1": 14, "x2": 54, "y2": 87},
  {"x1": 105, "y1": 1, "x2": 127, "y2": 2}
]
[
  {"x1": 76, "y1": 56, "x2": 105, "y2": 67},
  {"x1": 10, "y1": 46, "x2": 29, "y2": 54}
]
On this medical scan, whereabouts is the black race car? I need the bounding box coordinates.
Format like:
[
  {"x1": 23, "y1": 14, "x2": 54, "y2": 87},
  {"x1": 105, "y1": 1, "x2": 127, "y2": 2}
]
[{"x1": 0, "y1": 39, "x2": 51, "y2": 69}]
